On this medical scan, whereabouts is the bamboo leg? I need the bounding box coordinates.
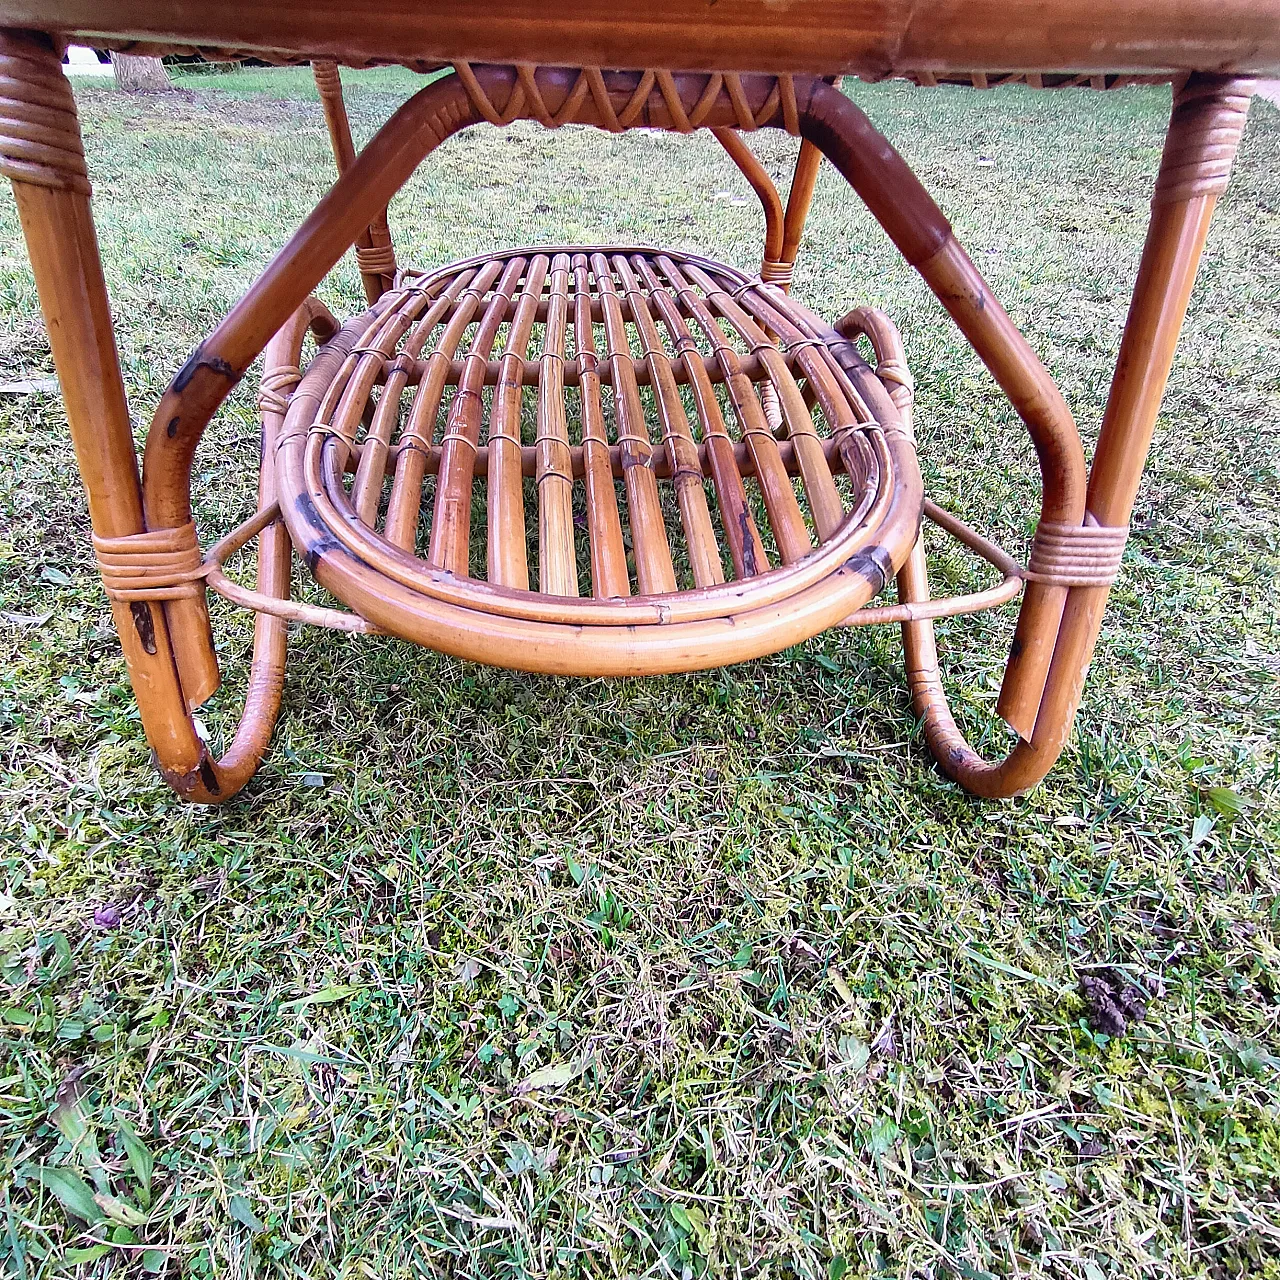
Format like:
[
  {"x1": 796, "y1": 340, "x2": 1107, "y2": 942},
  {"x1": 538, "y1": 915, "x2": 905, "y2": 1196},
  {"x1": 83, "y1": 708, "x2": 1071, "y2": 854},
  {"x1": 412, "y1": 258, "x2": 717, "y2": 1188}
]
[
  {"x1": 778, "y1": 140, "x2": 824, "y2": 282},
  {"x1": 216, "y1": 300, "x2": 337, "y2": 784},
  {"x1": 0, "y1": 31, "x2": 345, "y2": 802},
  {"x1": 712, "y1": 126, "x2": 784, "y2": 268},
  {"x1": 712, "y1": 127, "x2": 822, "y2": 293},
  {"x1": 313, "y1": 59, "x2": 397, "y2": 302},
  {"x1": 0, "y1": 31, "x2": 220, "y2": 793},
  {"x1": 897, "y1": 74, "x2": 1254, "y2": 796}
]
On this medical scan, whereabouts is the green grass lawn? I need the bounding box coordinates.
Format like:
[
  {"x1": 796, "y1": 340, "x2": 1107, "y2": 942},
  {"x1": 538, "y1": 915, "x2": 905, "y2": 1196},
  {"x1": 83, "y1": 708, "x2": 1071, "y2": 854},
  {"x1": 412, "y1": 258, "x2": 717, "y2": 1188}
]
[{"x1": 1, "y1": 68, "x2": 1277, "y2": 1278}]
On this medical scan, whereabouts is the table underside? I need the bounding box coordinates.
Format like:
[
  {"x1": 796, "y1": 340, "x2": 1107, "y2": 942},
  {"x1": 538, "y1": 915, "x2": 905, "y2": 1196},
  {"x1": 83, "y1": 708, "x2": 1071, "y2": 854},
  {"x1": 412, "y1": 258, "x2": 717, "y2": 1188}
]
[{"x1": 6, "y1": 0, "x2": 1280, "y2": 80}]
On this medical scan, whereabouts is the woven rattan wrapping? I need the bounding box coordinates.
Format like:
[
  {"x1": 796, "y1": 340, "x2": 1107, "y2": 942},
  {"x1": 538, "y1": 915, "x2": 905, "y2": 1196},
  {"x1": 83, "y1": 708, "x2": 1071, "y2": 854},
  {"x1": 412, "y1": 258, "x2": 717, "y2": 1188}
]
[
  {"x1": 354, "y1": 242, "x2": 397, "y2": 276},
  {"x1": 257, "y1": 363, "x2": 302, "y2": 416},
  {"x1": 93, "y1": 523, "x2": 205, "y2": 602},
  {"x1": 451, "y1": 62, "x2": 801, "y2": 135},
  {"x1": 0, "y1": 35, "x2": 92, "y2": 194},
  {"x1": 1026, "y1": 521, "x2": 1129, "y2": 587}
]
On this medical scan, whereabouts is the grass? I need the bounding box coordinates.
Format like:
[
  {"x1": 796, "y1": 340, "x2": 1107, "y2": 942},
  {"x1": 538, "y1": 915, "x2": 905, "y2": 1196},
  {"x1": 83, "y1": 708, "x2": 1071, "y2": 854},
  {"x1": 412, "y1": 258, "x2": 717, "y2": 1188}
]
[{"x1": 0, "y1": 67, "x2": 1277, "y2": 1279}]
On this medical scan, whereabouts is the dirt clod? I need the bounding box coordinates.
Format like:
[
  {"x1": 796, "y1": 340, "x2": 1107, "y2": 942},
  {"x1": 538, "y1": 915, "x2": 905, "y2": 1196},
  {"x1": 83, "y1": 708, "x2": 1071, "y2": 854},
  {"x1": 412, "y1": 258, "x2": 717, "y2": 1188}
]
[{"x1": 1079, "y1": 971, "x2": 1149, "y2": 1037}]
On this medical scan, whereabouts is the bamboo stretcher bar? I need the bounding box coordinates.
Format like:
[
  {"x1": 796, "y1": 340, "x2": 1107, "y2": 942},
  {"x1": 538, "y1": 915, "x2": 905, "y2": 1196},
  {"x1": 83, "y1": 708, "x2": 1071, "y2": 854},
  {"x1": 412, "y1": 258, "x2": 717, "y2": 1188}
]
[{"x1": 203, "y1": 487, "x2": 1026, "y2": 635}]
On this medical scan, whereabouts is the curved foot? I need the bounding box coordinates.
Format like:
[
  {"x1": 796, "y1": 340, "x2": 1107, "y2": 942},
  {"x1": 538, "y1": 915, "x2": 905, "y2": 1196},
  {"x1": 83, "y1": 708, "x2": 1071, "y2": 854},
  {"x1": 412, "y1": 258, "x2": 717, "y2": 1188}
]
[
  {"x1": 161, "y1": 299, "x2": 338, "y2": 802},
  {"x1": 897, "y1": 539, "x2": 1072, "y2": 798}
]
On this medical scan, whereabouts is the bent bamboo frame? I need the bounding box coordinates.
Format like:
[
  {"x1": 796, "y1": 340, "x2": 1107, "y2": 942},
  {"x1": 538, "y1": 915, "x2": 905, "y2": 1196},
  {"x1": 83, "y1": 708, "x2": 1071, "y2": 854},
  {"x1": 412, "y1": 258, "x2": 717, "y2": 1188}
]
[{"x1": 0, "y1": 31, "x2": 1253, "y2": 801}]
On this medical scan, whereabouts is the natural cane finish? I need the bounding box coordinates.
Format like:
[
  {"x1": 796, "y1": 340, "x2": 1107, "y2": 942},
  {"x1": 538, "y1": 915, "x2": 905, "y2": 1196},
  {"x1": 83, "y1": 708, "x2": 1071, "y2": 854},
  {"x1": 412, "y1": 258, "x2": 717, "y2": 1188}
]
[
  {"x1": 0, "y1": 14, "x2": 1261, "y2": 801},
  {"x1": 272, "y1": 245, "x2": 919, "y2": 673}
]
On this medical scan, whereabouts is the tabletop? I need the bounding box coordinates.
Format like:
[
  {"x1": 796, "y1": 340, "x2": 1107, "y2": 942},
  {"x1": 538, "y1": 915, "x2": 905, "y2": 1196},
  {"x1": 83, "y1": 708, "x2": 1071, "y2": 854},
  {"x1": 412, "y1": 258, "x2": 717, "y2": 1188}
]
[{"x1": 5, "y1": 1, "x2": 1280, "y2": 80}]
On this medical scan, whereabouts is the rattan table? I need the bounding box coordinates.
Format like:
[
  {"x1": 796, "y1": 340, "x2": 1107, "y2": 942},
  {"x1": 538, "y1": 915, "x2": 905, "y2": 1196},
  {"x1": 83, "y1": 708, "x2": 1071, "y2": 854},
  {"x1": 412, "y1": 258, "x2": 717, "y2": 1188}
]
[{"x1": 2, "y1": 4, "x2": 1276, "y2": 801}]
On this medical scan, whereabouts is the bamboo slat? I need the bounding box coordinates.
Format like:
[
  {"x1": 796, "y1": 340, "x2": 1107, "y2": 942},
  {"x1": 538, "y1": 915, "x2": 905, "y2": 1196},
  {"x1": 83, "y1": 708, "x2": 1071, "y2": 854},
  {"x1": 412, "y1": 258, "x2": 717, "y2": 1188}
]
[
  {"x1": 488, "y1": 253, "x2": 549, "y2": 588},
  {"x1": 385, "y1": 259, "x2": 506, "y2": 550},
  {"x1": 631, "y1": 254, "x2": 768, "y2": 580},
  {"x1": 571, "y1": 255, "x2": 630, "y2": 599},
  {"x1": 684, "y1": 262, "x2": 844, "y2": 539},
  {"x1": 611, "y1": 253, "x2": 723, "y2": 588},
  {"x1": 726, "y1": 276, "x2": 882, "y2": 491},
  {"x1": 427, "y1": 256, "x2": 526, "y2": 573},
  {"x1": 352, "y1": 272, "x2": 471, "y2": 525},
  {"x1": 590, "y1": 252, "x2": 677, "y2": 595},
  {"x1": 536, "y1": 254, "x2": 579, "y2": 596},
  {"x1": 655, "y1": 254, "x2": 812, "y2": 563}
]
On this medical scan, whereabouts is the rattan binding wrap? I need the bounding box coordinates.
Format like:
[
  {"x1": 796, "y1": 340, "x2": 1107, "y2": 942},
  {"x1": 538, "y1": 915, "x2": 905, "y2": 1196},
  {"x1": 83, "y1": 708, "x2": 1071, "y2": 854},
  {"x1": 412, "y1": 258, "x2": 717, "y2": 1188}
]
[
  {"x1": 257, "y1": 362, "x2": 301, "y2": 416},
  {"x1": 354, "y1": 242, "x2": 397, "y2": 276},
  {"x1": 1153, "y1": 77, "x2": 1255, "y2": 205},
  {"x1": 93, "y1": 523, "x2": 205, "y2": 602},
  {"x1": 0, "y1": 33, "x2": 91, "y2": 193},
  {"x1": 1026, "y1": 521, "x2": 1128, "y2": 587}
]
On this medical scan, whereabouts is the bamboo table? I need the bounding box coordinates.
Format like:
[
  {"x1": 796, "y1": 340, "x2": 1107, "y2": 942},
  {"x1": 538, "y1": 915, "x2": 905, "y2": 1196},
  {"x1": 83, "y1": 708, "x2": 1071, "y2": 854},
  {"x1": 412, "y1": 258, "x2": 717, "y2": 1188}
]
[{"x1": 1, "y1": 4, "x2": 1276, "y2": 802}]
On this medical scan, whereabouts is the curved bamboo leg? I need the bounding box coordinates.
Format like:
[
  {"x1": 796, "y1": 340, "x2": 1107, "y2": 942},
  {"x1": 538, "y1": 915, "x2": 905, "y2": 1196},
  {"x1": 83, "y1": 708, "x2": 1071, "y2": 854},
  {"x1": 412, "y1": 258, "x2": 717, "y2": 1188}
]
[
  {"x1": 797, "y1": 77, "x2": 1089, "y2": 744},
  {"x1": 140, "y1": 70, "x2": 485, "y2": 539},
  {"x1": 712, "y1": 126, "x2": 784, "y2": 267},
  {"x1": 213, "y1": 299, "x2": 337, "y2": 788},
  {"x1": 893, "y1": 75, "x2": 1254, "y2": 796},
  {"x1": 312, "y1": 59, "x2": 397, "y2": 303},
  {"x1": 713, "y1": 127, "x2": 823, "y2": 293},
  {"x1": 713, "y1": 128, "x2": 823, "y2": 437}
]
